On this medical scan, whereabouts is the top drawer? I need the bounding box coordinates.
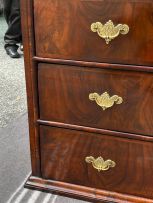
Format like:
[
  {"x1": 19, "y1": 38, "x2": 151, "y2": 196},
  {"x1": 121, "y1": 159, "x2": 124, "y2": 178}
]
[{"x1": 34, "y1": 0, "x2": 153, "y2": 66}]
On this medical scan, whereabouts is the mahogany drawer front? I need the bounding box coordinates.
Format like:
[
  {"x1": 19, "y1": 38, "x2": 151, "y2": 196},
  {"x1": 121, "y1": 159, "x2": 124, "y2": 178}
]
[
  {"x1": 40, "y1": 125, "x2": 153, "y2": 200},
  {"x1": 38, "y1": 63, "x2": 153, "y2": 136},
  {"x1": 34, "y1": 0, "x2": 153, "y2": 66}
]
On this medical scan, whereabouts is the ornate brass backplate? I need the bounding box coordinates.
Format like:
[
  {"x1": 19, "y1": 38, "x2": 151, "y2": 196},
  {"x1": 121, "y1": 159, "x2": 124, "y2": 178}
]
[
  {"x1": 91, "y1": 20, "x2": 129, "y2": 44},
  {"x1": 85, "y1": 156, "x2": 116, "y2": 172},
  {"x1": 89, "y1": 91, "x2": 123, "y2": 110}
]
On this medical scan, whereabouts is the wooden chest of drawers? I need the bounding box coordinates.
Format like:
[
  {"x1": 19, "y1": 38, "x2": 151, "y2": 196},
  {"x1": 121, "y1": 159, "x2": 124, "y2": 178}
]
[{"x1": 21, "y1": 0, "x2": 153, "y2": 202}]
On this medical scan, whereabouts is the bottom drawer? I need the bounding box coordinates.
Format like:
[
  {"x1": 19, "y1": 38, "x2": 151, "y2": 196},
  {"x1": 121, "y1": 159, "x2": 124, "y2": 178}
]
[{"x1": 40, "y1": 126, "x2": 153, "y2": 200}]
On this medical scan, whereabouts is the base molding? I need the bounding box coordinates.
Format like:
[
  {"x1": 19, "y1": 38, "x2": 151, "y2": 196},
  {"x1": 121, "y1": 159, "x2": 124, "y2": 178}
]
[{"x1": 25, "y1": 175, "x2": 153, "y2": 203}]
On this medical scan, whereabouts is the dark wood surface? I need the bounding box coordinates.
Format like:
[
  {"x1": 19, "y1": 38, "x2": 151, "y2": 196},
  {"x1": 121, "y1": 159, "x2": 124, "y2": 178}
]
[
  {"x1": 26, "y1": 175, "x2": 153, "y2": 203},
  {"x1": 21, "y1": 0, "x2": 153, "y2": 202},
  {"x1": 38, "y1": 63, "x2": 153, "y2": 136},
  {"x1": 34, "y1": 0, "x2": 153, "y2": 66},
  {"x1": 34, "y1": 57, "x2": 153, "y2": 73},
  {"x1": 37, "y1": 119, "x2": 153, "y2": 142},
  {"x1": 20, "y1": 0, "x2": 41, "y2": 176},
  {"x1": 40, "y1": 125, "x2": 153, "y2": 200}
]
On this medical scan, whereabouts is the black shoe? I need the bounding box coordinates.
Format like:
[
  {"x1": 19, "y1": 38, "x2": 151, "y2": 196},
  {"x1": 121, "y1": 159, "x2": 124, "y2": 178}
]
[
  {"x1": 20, "y1": 44, "x2": 23, "y2": 52},
  {"x1": 5, "y1": 45, "x2": 20, "y2": 58}
]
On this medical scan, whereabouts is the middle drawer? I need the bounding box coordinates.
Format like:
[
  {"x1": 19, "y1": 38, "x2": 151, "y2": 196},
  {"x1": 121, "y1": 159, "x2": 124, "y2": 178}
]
[{"x1": 38, "y1": 63, "x2": 153, "y2": 136}]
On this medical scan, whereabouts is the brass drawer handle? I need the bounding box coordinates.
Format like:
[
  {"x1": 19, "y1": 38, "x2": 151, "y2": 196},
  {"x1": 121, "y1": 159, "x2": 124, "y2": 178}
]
[
  {"x1": 91, "y1": 20, "x2": 129, "y2": 44},
  {"x1": 85, "y1": 156, "x2": 116, "y2": 172},
  {"x1": 89, "y1": 91, "x2": 123, "y2": 110}
]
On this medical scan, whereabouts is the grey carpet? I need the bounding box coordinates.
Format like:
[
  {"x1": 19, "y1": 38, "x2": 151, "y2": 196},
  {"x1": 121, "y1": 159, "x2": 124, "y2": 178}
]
[
  {"x1": 7, "y1": 187, "x2": 88, "y2": 203},
  {"x1": 0, "y1": 113, "x2": 31, "y2": 203},
  {"x1": 0, "y1": 16, "x2": 27, "y2": 128}
]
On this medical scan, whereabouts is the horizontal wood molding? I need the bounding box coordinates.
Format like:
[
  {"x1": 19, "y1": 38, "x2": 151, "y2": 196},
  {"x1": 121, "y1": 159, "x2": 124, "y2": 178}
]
[
  {"x1": 25, "y1": 175, "x2": 153, "y2": 203},
  {"x1": 33, "y1": 56, "x2": 153, "y2": 73},
  {"x1": 37, "y1": 120, "x2": 153, "y2": 142}
]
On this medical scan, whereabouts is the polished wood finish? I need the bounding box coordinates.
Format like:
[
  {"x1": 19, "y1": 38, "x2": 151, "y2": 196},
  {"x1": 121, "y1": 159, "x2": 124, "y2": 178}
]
[
  {"x1": 34, "y1": 0, "x2": 153, "y2": 66},
  {"x1": 38, "y1": 63, "x2": 153, "y2": 136},
  {"x1": 34, "y1": 57, "x2": 153, "y2": 73},
  {"x1": 40, "y1": 125, "x2": 153, "y2": 200},
  {"x1": 20, "y1": 0, "x2": 41, "y2": 176},
  {"x1": 37, "y1": 119, "x2": 153, "y2": 142},
  {"x1": 21, "y1": 0, "x2": 153, "y2": 202},
  {"x1": 25, "y1": 175, "x2": 153, "y2": 203}
]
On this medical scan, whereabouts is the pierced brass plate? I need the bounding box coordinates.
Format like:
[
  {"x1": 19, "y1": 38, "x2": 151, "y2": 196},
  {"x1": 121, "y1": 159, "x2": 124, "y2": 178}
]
[
  {"x1": 91, "y1": 20, "x2": 129, "y2": 44},
  {"x1": 89, "y1": 91, "x2": 123, "y2": 110},
  {"x1": 85, "y1": 156, "x2": 116, "y2": 172}
]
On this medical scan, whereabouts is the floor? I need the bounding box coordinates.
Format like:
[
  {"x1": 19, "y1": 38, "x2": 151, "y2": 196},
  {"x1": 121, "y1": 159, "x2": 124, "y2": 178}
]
[
  {"x1": 0, "y1": 17, "x2": 27, "y2": 128},
  {"x1": 0, "y1": 17, "x2": 89, "y2": 203}
]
